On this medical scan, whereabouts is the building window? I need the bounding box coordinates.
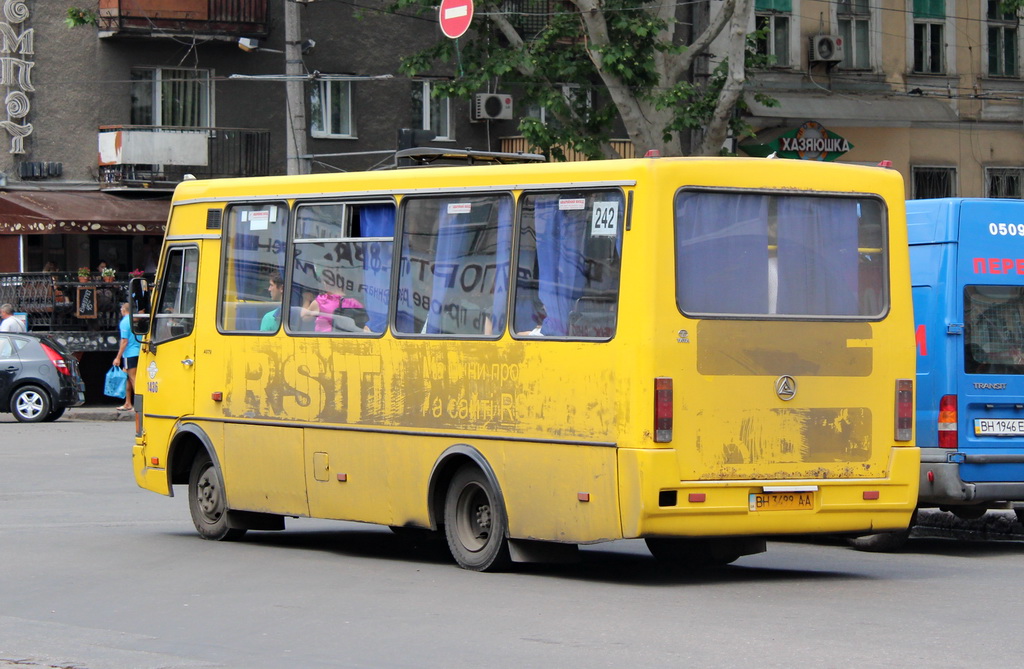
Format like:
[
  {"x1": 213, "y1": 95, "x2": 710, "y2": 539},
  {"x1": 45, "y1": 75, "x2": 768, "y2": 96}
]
[
  {"x1": 987, "y1": 167, "x2": 1024, "y2": 198},
  {"x1": 837, "y1": 0, "x2": 871, "y2": 69},
  {"x1": 525, "y1": 83, "x2": 592, "y2": 126},
  {"x1": 912, "y1": 166, "x2": 956, "y2": 198},
  {"x1": 988, "y1": 0, "x2": 1019, "y2": 77},
  {"x1": 310, "y1": 80, "x2": 354, "y2": 138},
  {"x1": 130, "y1": 68, "x2": 212, "y2": 127},
  {"x1": 755, "y1": 0, "x2": 791, "y2": 67},
  {"x1": 912, "y1": 0, "x2": 945, "y2": 74},
  {"x1": 412, "y1": 80, "x2": 452, "y2": 141}
]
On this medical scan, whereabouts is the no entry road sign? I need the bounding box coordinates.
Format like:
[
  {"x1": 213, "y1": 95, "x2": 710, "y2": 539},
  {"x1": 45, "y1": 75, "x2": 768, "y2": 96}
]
[{"x1": 439, "y1": 0, "x2": 473, "y2": 39}]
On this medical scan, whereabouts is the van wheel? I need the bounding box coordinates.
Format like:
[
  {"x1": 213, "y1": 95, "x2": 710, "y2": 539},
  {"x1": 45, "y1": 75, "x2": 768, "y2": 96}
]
[
  {"x1": 11, "y1": 385, "x2": 50, "y2": 423},
  {"x1": 847, "y1": 509, "x2": 917, "y2": 553},
  {"x1": 443, "y1": 466, "x2": 511, "y2": 571},
  {"x1": 188, "y1": 452, "x2": 246, "y2": 541},
  {"x1": 1014, "y1": 507, "x2": 1024, "y2": 527}
]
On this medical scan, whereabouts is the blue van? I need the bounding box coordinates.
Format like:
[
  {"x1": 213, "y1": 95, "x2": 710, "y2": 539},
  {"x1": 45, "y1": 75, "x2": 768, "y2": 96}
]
[{"x1": 889, "y1": 198, "x2": 1024, "y2": 545}]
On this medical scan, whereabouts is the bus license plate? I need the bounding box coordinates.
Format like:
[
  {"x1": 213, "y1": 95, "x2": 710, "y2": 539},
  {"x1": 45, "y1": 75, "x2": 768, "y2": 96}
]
[
  {"x1": 748, "y1": 491, "x2": 814, "y2": 512},
  {"x1": 974, "y1": 419, "x2": 1024, "y2": 436}
]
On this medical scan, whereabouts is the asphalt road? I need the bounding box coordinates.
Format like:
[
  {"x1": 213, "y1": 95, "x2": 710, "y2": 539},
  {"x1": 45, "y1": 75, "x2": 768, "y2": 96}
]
[{"x1": 3, "y1": 416, "x2": 1024, "y2": 668}]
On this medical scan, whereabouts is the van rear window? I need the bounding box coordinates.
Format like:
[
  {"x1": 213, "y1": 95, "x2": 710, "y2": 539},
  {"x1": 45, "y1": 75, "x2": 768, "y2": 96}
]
[
  {"x1": 965, "y1": 285, "x2": 1024, "y2": 374},
  {"x1": 674, "y1": 190, "x2": 886, "y2": 318}
]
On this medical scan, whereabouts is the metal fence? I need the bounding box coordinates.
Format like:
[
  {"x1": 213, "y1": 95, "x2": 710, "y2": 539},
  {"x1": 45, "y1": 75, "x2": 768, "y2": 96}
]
[{"x1": 0, "y1": 273, "x2": 126, "y2": 335}]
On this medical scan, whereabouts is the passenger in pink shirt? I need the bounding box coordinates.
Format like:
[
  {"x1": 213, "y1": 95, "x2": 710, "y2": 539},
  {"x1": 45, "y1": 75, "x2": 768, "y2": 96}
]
[{"x1": 300, "y1": 279, "x2": 367, "y2": 332}]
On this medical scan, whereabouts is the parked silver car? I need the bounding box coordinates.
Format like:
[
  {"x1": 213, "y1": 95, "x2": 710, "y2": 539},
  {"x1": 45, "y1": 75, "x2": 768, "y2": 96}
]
[{"x1": 0, "y1": 333, "x2": 86, "y2": 422}]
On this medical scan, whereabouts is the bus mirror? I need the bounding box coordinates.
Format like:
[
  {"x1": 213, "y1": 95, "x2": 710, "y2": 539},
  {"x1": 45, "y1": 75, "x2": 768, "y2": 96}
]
[{"x1": 129, "y1": 277, "x2": 151, "y2": 336}]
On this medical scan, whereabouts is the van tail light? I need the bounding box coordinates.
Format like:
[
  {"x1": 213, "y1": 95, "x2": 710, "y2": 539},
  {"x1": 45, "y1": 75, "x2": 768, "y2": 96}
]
[
  {"x1": 40, "y1": 343, "x2": 70, "y2": 376},
  {"x1": 654, "y1": 377, "x2": 673, "y2": 443},
  {"x1": 895, "y1": 379, "x2": 913, "y2": 442},
  {"x1": 938, "y1": 394, "x2": 957, "y2": 449}
]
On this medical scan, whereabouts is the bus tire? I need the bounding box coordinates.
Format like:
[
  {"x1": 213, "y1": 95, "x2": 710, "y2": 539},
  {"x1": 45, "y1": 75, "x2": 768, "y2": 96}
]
[
  {"x1": 188, "y1": 452, "x2": 246, "y2": 542},
  {"x1": 443, "y1": 466, "x2": 511, "y2": 572},
  {"x1": 645, "y1": 537, "x2": 748, "y2": 568},
  {"x1": 11, "y1": 385, "x2": 51, "y2": 423}
]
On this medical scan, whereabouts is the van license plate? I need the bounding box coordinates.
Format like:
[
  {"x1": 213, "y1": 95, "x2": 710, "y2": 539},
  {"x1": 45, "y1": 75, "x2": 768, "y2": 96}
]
[
  {"x1": 748, "y1": 492, "x2": 814, "y2": 512},
  {"x1": 974, "y1": 419, "x2": 1024, "y2": 436}
]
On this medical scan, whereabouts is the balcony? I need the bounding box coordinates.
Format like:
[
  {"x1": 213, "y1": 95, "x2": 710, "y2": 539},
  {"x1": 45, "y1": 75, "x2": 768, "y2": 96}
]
[
  {"x1": 98, "y1": 126, "x2": 271, "y2": 189},
  {"x1": 97, "y1": 0, "x2": 268, "y2": 39},
  {"x1": 500, "y1": 136, "x2": 636, "y2": 161}
]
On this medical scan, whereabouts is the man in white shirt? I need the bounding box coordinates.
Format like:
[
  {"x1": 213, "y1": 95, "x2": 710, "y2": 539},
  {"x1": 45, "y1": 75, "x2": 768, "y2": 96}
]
[{"x1": 0, "y1": 303, "x2": 25, "y2": 332}]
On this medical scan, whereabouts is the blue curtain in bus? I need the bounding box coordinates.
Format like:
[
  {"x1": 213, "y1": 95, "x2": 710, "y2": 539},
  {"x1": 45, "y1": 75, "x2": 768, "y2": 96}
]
[
  {"x1": 535, "y1": 196, "x2": 588, "y2": 336},
  {"x1": 360, "y1": 204, "x2": 395, "y2": 332},
  {"x1": 675, "y1": 193, "x2": 769, "y2": 314},
  {"x1": 489, "y1": 197, "x2": 513, "y2": 334},
  {"x1": 425, "y1": 204, "x2": 466, "y2": 334},
  {"x1": 776, "y1": 198, "x2": 859, "y2": 315}
]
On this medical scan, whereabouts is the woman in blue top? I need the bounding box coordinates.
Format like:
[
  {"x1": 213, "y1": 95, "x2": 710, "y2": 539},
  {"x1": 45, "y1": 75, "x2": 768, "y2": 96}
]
[{"x1": 113, "y1": 302, "x2": 142, "y2": 411}]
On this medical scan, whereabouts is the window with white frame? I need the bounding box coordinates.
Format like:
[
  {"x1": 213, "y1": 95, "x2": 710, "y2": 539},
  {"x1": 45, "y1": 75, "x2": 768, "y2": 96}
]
[
  {"x1": 912, "y1": 0, "x2": 945, "y2": 74},
  {"x1": 130, "y1": 68, "x2": 212, "y2": 127},
  {"x1": 412, "y1": 80, "x2": 452, "y2": 141},
  {"x1": 912, "y1": 166, "x2": 956, "y2": 198},
  {"x1": 987, "y1": 167, "x2": 1024, "y2": 198},
  {"x1": 987, "y1": 0, "x2": 1019, "y2": 77},
  {"x1": 525, "y1": 83, "x2": 593, "y2": 125},
  {"x1": 755, "y1": 0, "x2": 791, "y2": 67},
  {"x1": 837, "y1": 0, "x2": 871, "y2": 69},
  {"x1": 310, "y1": 80, "x2": 355, "y2": 138}
]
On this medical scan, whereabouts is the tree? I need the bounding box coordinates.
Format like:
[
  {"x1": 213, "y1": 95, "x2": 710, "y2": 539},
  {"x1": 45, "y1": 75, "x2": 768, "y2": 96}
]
[{"x1": 395, "y1": 0, "x2": 766, "y2": 158}]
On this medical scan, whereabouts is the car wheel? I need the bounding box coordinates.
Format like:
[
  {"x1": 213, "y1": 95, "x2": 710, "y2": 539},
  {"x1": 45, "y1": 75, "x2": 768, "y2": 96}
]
[
  {"x1": 11, "y1": 385, "x2": 51, "y2": 423},
  {"x1": 443, "y1": 465, "x2": 511, "y2": 571},
  {"x1": 188, "y1": 452, "x2": 246, "y2": 541},
  {"x1": 42, "y1": 406, "x2": 65, "y2": 422}
]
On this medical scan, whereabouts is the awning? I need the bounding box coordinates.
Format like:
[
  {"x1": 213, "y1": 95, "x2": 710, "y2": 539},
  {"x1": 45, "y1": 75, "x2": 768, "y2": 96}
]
[
  {"x1": 0, "y1": 190, "x2": 170, "y2": 234},
  {"x1": 744, "y1": 92, "x2": 959, "y2": 125}
]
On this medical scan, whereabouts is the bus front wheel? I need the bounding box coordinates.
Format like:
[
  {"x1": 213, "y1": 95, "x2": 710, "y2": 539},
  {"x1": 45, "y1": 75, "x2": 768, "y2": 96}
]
[
  {"x1": 443, "y1": 466, "x2": 511, "y2": 572},
  {"x1": 188, "y1": 452, "x2": 246, "y2": 542}
]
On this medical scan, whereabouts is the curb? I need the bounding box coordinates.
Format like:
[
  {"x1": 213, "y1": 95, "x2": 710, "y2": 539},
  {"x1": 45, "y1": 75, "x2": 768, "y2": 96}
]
[{"x1": 65, "y1": 407, "x2": 136, "y2": 422}]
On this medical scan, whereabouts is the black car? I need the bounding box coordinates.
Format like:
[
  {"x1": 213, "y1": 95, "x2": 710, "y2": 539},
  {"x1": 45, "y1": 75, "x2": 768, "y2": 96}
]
[{"x1": 0, "y1": 333, "x2": 86, "y2": 422}]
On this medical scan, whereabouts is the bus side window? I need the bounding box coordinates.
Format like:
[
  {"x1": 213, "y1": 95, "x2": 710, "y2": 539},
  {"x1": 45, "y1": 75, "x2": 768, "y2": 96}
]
[
  {"x1": 291, "y1": 201, "x2": 395, "y2": 335},
  {"x1": 219, "y1": 203, "x2": 288, "y2": 333},
  {"x1": 395, "y1": 194, "x2": 513, "y2": 337},
  {"x1": 514, "y1": 190, "x2": 624, "y2": 339}
]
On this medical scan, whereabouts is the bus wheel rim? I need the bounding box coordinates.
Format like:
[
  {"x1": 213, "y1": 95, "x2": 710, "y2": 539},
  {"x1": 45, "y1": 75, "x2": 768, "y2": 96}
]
[{"x1": 455, "y1": 482, "x2": 490, "y2": 553}]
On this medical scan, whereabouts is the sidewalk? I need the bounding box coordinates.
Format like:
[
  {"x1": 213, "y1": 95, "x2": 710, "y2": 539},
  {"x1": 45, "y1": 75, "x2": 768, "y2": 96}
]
[{"x1": 65, "y1": 405, "x2": 136, "y2": 421}]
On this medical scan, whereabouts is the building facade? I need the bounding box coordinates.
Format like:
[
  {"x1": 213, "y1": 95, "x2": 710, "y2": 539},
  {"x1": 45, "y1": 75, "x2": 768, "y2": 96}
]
[{"x1": 717, "y1": 0, "x2": 1024, "y2": 199}]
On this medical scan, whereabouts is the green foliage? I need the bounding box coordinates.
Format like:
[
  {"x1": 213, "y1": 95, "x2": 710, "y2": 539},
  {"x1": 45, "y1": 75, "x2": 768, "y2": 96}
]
[{"x1": 65, "y1": 6, "x2": 98, "y2": 28}]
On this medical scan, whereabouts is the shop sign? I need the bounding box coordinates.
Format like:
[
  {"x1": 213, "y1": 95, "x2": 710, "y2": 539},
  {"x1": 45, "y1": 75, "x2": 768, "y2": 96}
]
[
  {"x1": 775, "y1": 121, "x2": 851, "y2": 161},
  {"x1": 0, "y1": 0, "x2": 33, "y2": 154}
]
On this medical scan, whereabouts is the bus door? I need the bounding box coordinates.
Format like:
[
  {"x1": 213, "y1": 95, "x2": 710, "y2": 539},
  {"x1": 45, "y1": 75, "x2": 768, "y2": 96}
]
[
  {"x1": 672, "y1": 189, "x2": 905, "y2": 487},
  {"x1": 145, "y1": 245, "x2": 200, "y2": 442},
  {"x1": 958, "y1": 200, "x2": 1024, "y2": 484}
]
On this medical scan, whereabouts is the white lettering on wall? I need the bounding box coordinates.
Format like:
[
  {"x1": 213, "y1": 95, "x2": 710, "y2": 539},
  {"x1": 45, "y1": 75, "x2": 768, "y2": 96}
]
[{"x1": 0, "y1": 0, "x2": 32, "y2": 154}]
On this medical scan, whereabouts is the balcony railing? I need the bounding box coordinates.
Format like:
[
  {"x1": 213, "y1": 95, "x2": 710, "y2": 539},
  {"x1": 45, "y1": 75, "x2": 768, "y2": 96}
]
[
  {"x1": 98, "y1": 126, "x2": 270, "y2": 189},
  {"x1": 500, "y1": 136, "x2": 636, "y2": 161},
  {"x1": 98, "y1": 0, "x2": 268, "y2": 38}
]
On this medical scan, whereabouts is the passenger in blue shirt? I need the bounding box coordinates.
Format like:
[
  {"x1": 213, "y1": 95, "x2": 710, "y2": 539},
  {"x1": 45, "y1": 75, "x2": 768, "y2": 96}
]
[{"x1": 113, "y1": 302, "x2": 142, "y2": 411}]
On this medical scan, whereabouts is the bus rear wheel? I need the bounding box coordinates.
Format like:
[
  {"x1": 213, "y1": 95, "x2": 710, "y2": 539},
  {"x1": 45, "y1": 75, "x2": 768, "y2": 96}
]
[
  {"x1": 188, "y1": 452, "x2": 246, "y2": 541},
  {"x1": 443, "y1": 466, "x2": 511, "y2": 572}
]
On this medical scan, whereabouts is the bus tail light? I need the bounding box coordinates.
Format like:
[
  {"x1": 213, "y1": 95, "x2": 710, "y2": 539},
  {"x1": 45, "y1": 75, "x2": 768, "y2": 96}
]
[
  {"x1": 654, "y1": 377, "x2": 672, "y2": 443},
  {"x1": 895, "y1": 379, "x2": 913, "y2": 442},
  {"x1": 40, "y1": 343, "x2": 70, "y2": 376},
  {"x1": 938, "y1": 394, "x2": 957, "y2": 449}
]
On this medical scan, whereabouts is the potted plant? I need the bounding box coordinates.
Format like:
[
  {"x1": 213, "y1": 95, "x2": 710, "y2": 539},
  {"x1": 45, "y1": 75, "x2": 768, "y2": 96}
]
[
  {"x1": 129, "y1": 268, "x2": 145, "y2": 279},
  {"x1": 77, "y1": 267, "x2": 90, "y2": 283},
  {"x1": 101, "y1": 267, "x2": 116, "y2": 282}
]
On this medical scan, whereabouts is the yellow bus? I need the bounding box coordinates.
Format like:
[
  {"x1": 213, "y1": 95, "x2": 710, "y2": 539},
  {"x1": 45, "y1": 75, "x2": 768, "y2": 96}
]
[{"x1": 130, "y1": 156, "x2": 919, "y2": 571}]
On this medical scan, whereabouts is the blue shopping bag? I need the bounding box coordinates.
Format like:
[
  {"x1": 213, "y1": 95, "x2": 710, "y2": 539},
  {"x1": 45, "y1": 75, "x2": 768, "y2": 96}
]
[{"x1": 104, "y1": 365, "x2": 127, "y2": 399}]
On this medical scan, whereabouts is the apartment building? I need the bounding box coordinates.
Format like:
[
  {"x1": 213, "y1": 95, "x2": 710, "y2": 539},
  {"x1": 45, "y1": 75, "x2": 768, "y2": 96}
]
[{"x1": 714, "y1": 0, "x2": 1024, "y2": 198}]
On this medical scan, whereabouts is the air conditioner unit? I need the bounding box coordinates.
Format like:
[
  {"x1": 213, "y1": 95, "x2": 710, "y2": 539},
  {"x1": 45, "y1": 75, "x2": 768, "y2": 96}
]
[
  {"x1": 473, "y1": 93, "x2": 513, "y2": 121},
  {"x1": 809, "y1": 34, "x2": 845, "y2": 63}
]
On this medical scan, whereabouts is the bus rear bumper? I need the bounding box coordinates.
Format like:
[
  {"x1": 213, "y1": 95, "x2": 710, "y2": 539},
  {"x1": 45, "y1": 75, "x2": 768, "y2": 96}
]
[{"x1": 619, "y1": 446, "x2": 919, "y2": 538}]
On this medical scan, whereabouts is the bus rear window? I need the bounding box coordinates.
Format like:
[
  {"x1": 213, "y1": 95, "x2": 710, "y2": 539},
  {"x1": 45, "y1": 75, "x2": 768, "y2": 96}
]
[
  {"x1": 965, "y1": 285, "x2": 1024, "y2": 374},
  {"x1": 674, "y1": 191, "x2": 887, "y2": 318}
]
